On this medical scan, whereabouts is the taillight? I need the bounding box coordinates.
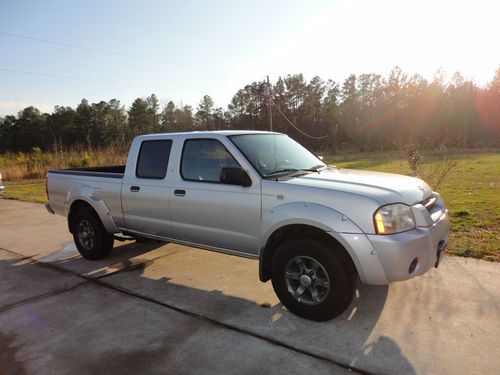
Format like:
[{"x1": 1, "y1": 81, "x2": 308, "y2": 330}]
[{"x1": 45, "y1": 176, "x2": 49, "y2": 200}]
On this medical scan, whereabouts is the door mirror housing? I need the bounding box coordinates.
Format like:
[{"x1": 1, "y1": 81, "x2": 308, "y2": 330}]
[{"x1": 219, "y1": 167, "x2": 251, "y2": 187}]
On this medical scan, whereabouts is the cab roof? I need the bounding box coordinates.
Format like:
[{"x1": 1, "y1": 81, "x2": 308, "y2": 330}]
[{"x1": 137, "y1": 130, "x2": 282, "y2": 139}]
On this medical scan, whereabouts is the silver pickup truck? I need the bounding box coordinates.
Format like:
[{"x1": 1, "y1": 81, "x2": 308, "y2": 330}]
[{"x1": 46, "y1": 131, "x2": 449, "y2": 321}]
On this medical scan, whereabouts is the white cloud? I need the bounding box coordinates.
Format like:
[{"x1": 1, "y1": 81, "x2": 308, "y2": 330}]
[{"x1": 0, "y1": 100, "x2": 54, "y2": 117}]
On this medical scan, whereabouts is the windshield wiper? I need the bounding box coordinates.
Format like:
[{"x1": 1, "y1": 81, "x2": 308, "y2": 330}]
[
  {"x1": 264, "y1": 166, "x2": 324, "y2": 178},
  {"x1": 264, "y1": 168, "x2": 300, "y2": 177},
  {"x1": 300, "y1": 164, "x2": 326, "y2": 173}
]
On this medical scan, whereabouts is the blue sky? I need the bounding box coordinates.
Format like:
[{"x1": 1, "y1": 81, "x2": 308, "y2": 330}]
[{"x1": 0, "y1": 0, "x2": 498, "y2": 116}]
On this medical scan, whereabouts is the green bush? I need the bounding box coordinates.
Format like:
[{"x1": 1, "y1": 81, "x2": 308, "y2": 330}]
[{"x1": 68, "y1": 152, "x2": 92, "y2": 168}]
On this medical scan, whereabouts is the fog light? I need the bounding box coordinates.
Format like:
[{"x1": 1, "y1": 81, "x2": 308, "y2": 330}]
[{"x1": 409, "y1": 258, "x2": 418, "y2": 274}]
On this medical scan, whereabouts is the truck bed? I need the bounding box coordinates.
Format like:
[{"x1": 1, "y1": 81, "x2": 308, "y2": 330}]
[
  {"x1": 48, "y1": 165, "x2": 125, "y2": 179},
  {"x1": 47, "y1": 165, "x2": 125, "y2": 227}
]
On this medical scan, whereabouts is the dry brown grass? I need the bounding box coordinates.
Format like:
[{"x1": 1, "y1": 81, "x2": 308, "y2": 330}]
[{"x1": 0, "y1": 144, "x2": 127, "y2": 180}]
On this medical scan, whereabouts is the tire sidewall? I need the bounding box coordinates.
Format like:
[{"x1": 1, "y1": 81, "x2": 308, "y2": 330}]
[
  {"x1": 72, "y1": 208, "x2": 113, "y2": 260},
  {"x1": 271, "y1": 237, "x2": 354, "y2": 321}
]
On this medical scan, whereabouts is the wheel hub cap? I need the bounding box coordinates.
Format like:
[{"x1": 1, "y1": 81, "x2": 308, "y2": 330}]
[
  {"x1": 284, "y1": 255, "x2": 331, "y2": 306},
  {"x1": 77, "y1": 220, "x2": 95, "y2": 251},
  {"x1": 300, "y1": 275, "x2": 312, "y2": 287}
]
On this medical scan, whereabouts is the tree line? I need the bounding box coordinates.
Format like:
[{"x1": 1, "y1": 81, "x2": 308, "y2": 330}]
[{"x1": 1, "y1": 66, "x2": 499, "y2": 153}]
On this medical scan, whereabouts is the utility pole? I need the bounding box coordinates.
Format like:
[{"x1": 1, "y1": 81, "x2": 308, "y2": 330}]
[{"x1": 264, "y1": 75, "x2": 273, "y2": 131}]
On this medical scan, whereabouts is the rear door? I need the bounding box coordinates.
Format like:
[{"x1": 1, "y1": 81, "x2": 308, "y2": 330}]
[
  {"x1": 122, "y1": 138, "x2": 174, "y2": 237},
  {"x1": 169, "y1": 137, "x2": 261, "y2": 255}
]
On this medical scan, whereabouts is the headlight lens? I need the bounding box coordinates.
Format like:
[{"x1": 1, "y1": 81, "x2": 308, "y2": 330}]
[{"x1": 373, "y1": 203, "x2": 416, "y2": 234}]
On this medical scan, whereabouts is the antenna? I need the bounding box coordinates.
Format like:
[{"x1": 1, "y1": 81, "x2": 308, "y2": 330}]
[{"x1": 265, "y1": 75, "x2": 273, "y2": 131}]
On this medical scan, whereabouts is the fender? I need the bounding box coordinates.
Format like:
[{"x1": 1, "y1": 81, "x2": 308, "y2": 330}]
[
  {"x1": 261, "y1": 202, "x2": 363, "y2": 247},
  {"x1": 260, "y1": 202, "x2": 388, "y2": 285},
  {"x1": 65, "y1": 184, "x2": 119, "y2": 233}
]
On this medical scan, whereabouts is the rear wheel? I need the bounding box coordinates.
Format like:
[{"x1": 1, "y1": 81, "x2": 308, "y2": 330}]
[
  {"x1": 72, "y1": 207, "x2": 114, "y2": 260},
  {"x1": 271, "y1": 237, "x2": 355, "y2": 321}
]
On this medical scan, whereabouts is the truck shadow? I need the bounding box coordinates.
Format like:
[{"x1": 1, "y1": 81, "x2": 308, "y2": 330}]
[
  {"x1": 36, "y1": 240, "x2": 168, "y2": 278},
  {"x1": 0, "y1": 332, "x2": 28, "y2": 375},
  {"x1": 3, "y1": 241, "x2": 415, "y2": 374}
]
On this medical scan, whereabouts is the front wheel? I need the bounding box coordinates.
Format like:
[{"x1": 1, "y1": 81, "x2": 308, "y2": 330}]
[
  {"x1": 72, "y1": 207, "x2": 114, "y2": 260},
  {"x1": 271, "y1": 237, "x2": 355, "y2": 321}
]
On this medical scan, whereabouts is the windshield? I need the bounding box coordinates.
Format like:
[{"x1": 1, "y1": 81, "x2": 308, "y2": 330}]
[{"x1": 229, "y1": 134, "x2": 326, "y2": 177}]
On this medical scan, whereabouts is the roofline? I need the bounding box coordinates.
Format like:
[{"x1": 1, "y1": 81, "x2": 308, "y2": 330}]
[{"x1": 136, "y1": 130, "x2": 283, "y2": 138}]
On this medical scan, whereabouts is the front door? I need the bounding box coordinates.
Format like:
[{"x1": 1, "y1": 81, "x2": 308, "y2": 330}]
[{"x1": 170, "y1": 138, "x2": 261, "y2": 255}]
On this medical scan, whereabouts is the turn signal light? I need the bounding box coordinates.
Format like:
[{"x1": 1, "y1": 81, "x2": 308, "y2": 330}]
[{"x1": 374, "y1": 212, "x2": 386, "y2": 234}]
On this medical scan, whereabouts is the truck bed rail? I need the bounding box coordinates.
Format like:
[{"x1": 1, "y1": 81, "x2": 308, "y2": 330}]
[{"x1": 48, "y1": 165, "x2": 125, "y2": 179}]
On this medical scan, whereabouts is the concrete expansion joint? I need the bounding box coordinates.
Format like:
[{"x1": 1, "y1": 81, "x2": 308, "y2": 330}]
[{"x1": 0, "y1": 282, "x2": 87, "y2": 314}]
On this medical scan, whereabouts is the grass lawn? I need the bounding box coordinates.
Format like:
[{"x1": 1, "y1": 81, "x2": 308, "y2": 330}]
[
  {"x1": 3, "y1": 179, "x2": 47, "y2": 203},
  {"x1": 2, "y1": 150, "x2": 499, "y2": 261}
]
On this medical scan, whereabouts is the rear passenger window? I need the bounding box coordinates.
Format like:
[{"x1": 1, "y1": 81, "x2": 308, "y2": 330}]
[
  {"x1": 136, "y1": 140, "x2": 172, "y2": 179},
  {"x1": 181, "y1": 139, "x2": 239, "y2": 182}
]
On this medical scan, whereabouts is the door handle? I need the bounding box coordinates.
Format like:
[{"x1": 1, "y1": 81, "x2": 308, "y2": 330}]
[
  {"x1": 174, "y1": 189, "x2": 186, "y2": 197},
  {"x1": 130, "y1": 186, "x2": 140, "y2": 192}
]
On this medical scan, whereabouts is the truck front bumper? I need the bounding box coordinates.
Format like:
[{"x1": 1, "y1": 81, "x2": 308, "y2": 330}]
[{"x1": 366, "y1": 210, "x2": 450, "y2": 283}]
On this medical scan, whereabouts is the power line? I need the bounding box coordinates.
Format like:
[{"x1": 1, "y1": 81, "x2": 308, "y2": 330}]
[
  {"x1": 0, "y1": 31, "x2": 236, "y2": 74},
  {"x1": 0, "y1": 68, "x2": 229, "y2": 95},
  {"x1": 271, "y1": 99, "x2": 328, "y2": 140}
]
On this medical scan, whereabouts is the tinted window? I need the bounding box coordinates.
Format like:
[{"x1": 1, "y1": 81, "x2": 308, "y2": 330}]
[
  {"x1": 136, "y1": 140, "x2": 172, "y2": 179},
  {"x1": 181, "y1": 139, "x2": 239, "y2": 182}
]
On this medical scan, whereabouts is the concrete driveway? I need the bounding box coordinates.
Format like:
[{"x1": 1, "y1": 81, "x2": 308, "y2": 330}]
[{"x1": 1, "y1": 199, "x2": 499, "y2": 374}]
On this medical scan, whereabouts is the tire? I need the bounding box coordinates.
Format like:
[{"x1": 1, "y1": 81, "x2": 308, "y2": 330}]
[
  {"x1": 71, "y1": 207, "x2": 114, "y2": 260},
  {"x1": 271, "y1": 237, "x2": 356, "y2": 321}
]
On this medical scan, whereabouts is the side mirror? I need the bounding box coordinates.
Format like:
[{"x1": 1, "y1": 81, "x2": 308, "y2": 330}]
[{"x1": 220, "y1": 167, "x2": 251, "y2": 187}]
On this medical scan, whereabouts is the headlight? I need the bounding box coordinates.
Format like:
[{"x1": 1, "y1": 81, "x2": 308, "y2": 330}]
[{"x1": 373, "y1": 203, "x2": 416, "y2": 234}]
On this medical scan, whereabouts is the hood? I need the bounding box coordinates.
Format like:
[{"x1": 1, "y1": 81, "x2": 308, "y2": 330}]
[{"x1": 283, "y1": 167, "x2": 432, "y2": 205}]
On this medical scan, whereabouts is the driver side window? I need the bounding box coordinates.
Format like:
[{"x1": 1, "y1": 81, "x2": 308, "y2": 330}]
[{"x1": 181, "y1": 139, "x2": 239, "y2": 183}]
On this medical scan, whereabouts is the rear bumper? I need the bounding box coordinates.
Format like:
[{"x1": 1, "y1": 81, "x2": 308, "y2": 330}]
[{"x1": 367, "y1": 210, "x2": 450, "y2": 283}]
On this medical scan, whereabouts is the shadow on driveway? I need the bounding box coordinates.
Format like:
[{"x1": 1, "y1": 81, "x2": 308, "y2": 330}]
[{"x1": 0, "y1": 240, "x2": 416, "y2": 374}]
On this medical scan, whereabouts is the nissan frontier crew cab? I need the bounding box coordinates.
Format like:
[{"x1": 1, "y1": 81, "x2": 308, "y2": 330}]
[{"x1": 46, "y1": 131, "x2": 450, "y2": 321}]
